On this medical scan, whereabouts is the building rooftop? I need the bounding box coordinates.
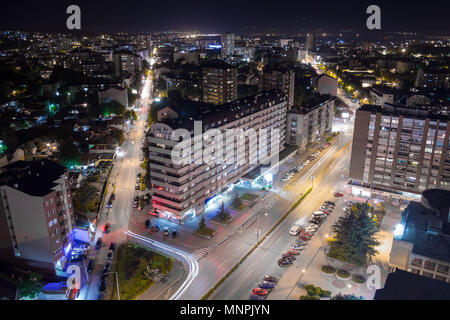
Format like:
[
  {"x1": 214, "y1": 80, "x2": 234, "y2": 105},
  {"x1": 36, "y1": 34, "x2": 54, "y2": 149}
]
[
  {"x1": 358, "y1": 104, "x2": 450, "y2": 121},
  {"x1": 0, "y1": 159, "x2": 66, "y2": 197},
  {"x1": 399, "y1": 199, "x2": 450, "y2": 263},
  {"x1": 153, "y1": 89, "x2": 287, "y2": 131},
  {"x1": 375, "y1": 269, "x2": 450, "y2": 300}
]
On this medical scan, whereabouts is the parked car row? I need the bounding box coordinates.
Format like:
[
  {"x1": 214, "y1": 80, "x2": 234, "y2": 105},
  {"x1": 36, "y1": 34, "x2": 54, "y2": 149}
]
[
  {"x1": 98, "y1": 243, "x2": 116, "y2": 294},
  {"x1": 249, "y1": 275, "x2": 279, "y2": 300},
  {"x1": 280, "y1": 144, "x2": 330, "y2": 182},
  {"x1": 282, "y1": 200, "x2": 336, "y2": 267}
]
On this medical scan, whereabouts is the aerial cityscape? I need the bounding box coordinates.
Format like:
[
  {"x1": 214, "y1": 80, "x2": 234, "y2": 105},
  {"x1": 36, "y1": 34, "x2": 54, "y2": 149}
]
[{"x1": 0, "y1": 0, "x2": 449, "y2": 308}]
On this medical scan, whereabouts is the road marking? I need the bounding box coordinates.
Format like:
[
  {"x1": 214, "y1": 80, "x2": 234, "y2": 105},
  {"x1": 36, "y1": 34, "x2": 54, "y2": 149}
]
[{"x1": 191, "y1": 248, "x2": 210, "y2": 261}]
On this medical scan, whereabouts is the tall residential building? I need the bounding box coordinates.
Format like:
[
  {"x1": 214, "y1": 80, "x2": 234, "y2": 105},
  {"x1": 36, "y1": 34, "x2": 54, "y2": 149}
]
[
  {"x1": 221, "y1": 33, "x2": 235, "y2": 58},
  {"x1": 286, "y1": 98, "x2": 334, "y2": 150},
  {"x1": 148, "y1": 90, "x2": 288, "y2": 224},
  {"x1": 259, "y1": 66, "x2": 295, "y2": 109},
  {"x1": 349, "y1": 104, "x2": 450, "y2": 202},
  {"x1": 389, "y1": 189, "x2": 450, "y2": 284},
  {"x1": 113, "y1": 50, "x2": 141, "y2": 77},
  {"x1": 305, "y1": 33, "x2": 316, "y2": 52},
  {"x1": 202, "y1": 61, "x2": 238, "y2": 105},
  {"x1": 0, "y1": 159, "x2": 75, "y2": 277}
]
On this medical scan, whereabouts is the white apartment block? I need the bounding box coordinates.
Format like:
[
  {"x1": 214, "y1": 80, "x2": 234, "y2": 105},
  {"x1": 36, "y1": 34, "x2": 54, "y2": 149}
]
[{"x1": 148, "y1": 90, "x2": 287, "y2": 224}]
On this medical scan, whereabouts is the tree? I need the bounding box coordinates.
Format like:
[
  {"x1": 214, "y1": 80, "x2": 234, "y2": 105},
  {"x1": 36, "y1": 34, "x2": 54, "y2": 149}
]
[
  {"x1": 58, "y1": 141, "x2": 81, "y2": 168},
  {"x1": 328, "y1": 202, "x2": 380, "y2": 266},
  {"x1": 199, "y1": 217, "x2": 206, "y2": 229},
  {"x1": 19, "y1": 272, "x2": 43, "y2": 299},
  {"x1": 219, "y1": 202, "x2": 230, "y2": 221}
]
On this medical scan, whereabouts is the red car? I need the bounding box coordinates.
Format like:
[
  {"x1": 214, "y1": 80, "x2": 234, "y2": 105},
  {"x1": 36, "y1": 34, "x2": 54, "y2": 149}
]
[
  {"x1": 321, "y1": 210, "x2": 331, "y2": 215},
  {"x1": 252, "y1": 288, "x2": 268, "y2": 296},
  {"x1": 286, "y1": 250, "x2": 300, "y2": 255},
  {"x1": 300, "y1": 231, "x2": 313, "y2": 237},
  {"x1": 104, "y1": 223, "x2": 111, "y2": 233},
  {"x1": 334, "y1": 192, "x2": 344, "y2": 197},
  {"x1": 298, "y1": 236, "x2": 310, "y2": 241}
]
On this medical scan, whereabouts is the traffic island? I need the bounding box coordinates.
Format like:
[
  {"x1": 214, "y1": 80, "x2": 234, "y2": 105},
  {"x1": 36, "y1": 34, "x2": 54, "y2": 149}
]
[
  {"x1": 106, "y1": 243, "x2": 173, "y2": 300},
  {"x1": 193, "y1": 227, "x2": 216, "y2": 239}
]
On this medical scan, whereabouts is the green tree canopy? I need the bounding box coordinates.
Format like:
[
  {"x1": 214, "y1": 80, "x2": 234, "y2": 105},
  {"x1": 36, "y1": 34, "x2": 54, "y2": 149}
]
[
  {"x1": 19, "y1": 272, "x2": 43, "y2": 299},
  {"x1": 329, "y1": 202, "x2": 380, "y2": 266}
]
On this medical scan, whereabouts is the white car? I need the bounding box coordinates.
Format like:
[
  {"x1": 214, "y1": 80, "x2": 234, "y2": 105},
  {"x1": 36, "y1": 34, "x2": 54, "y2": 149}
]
[
  {"x1": 289, "y1": 225, "x2": 301, "y2": 236},
  {"x1": 312, "y1": 211, "x2": 327, "y2": 217}
]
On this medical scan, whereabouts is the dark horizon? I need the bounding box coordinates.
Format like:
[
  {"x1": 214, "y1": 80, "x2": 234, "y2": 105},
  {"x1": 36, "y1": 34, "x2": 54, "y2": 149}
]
[{"x1": 0, "y1": 0, "x2": 449, "y2": 35}]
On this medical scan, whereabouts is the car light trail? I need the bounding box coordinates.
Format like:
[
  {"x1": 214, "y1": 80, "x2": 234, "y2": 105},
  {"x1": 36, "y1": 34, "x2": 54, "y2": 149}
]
[
  {"x1": 124, "y1": 230, "x2": 199, "y2": 300},
  {"x1": 296, "y1": 145, "x2": 338, "y2": 186}
]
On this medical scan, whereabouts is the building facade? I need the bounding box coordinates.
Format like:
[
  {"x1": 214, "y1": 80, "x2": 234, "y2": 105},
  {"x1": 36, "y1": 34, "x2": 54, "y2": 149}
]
[
  {"x1": 148, "y1": 90, "x2": 288, "y2": 224},
  {"x1": 349, "y1": 104, "x2": 450, "y2": 198},
  {"x1": 286, "y1": 98, "x2": 334, "y2": 150},
  {"x1": 221, "y1": 33, "x2": 235, "y2": 58},
  {"x1": 0, "y1": 159, "x2": 75, "y2": 277},
  {"x1": 202, "y1": 62, "x2": 238, "y2": 105},
  {"x1": 259, "y1": 67, "x2": 295, "y2": 110}
]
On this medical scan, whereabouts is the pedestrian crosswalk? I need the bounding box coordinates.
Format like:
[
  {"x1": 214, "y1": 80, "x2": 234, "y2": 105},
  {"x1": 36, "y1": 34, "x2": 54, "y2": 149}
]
[{"x1": 191, "y1": 248, "x2": 210, "y2": 261}]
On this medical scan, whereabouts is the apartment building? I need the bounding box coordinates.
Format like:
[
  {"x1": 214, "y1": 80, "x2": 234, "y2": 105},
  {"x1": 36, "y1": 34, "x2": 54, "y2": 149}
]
[
  {"x1": 390, "y1": 189, "x2": 450, "y2": 283},
  {"x1": 259, "y1": 66, "x2": 295, "y2": 109},
  {"x1": 113, "y1": 50, "x2": 141, "y2": 77},
  {"x1": 0, "y1": 159, "x2": 75, "y2": 277},
  {"x1": 349, "y1": 104, "x2": 450, "y2": 201},
  {"x1": 370, "y1": 86, "x2": 395, "y2": 106},
  {"x1": 202, "y1": 61, "x2": 238, "y2": 105},
  {"x1": 286, "y1": 98, "x2": 334, "y2": 151},
  {"x1": 148, "y1": 90, "x2": 288, "y2": 224},
  {"x1": 221, "y1": 33, "x2": 235, "y2": 58}
]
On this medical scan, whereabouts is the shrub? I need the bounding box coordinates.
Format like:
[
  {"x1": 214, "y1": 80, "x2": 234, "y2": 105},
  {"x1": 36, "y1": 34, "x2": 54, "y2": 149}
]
[
  {"x1": 300, "y1": 295, "x2": 320, "y2": 300},
  {"x1": 321, "y1": 265, "x2": 336, "y2": 274},
  {"x1": 304, "y1": 284, "x2": 316, "y2": 296},
  {"x1": 336, "y1": 269, "x2": 351, "y2": 279},
  {"x1": 352, "y1": 275, "x2": 366, "y2": 284}
]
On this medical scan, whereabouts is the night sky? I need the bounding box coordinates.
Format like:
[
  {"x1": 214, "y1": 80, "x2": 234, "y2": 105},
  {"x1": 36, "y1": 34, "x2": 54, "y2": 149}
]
[{"x1": 0, "y1": 0, "x2": 449, "y2": 34}]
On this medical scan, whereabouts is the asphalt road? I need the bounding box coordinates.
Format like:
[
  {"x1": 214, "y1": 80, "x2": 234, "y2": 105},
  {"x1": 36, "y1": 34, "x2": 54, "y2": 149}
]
[
  {"x1": 176, "y1": 117, "x2": 354, "y2": 299},
  {"x1": 83, "y1": 78, "x2": 153, "y2": 300}
]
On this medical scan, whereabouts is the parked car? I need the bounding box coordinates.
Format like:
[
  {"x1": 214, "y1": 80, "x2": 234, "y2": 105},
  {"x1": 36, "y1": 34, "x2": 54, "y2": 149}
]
[
  {"x1": 135, "y1": 184, "x2": 140, "y2": 190},
  {"x1": 281, "y1": 254, "x2": 296, "y2": 261},
  {"x1": 110, "y1": 193, "x2": 116, "y2": 201},
  {"x1": 96, "y1": 238, "x2": 103, "y2": 249},
  {"x1": 109, "y1": 243, "x2": 116, "y2": 251},
  {"x1": 290, "y1": 244, "x2": 305, "y2": 250},
  {"x1": 106, "y1": 200, "x2": 113, "y2": 208},
  {"x1": 87, "y1": 260, "x2": 94, "y2": 273},
  {"x1": 289, "y1": 225, "x2": 301, "y2": 236},
  {"x1": 99, "y1": 280, "x2": 106, "y2": 293},
  {"x1": 286, "y1": 250, "x2": 301, "y2": 255},
  {"x1": 258, "y1": 281, "x2": 275, "y2": 289},
  {"x1": 334, "y1": 192, "x2": 344, "y2": 197},
  {"x1": 163, "y1": 228, "x2": 169, "y2": 236},
  {"x1": 104, "y1": 223, "x2": 111, "y2": 233},
  {"x1": 264, "y1": 275, "x2": 278, "y2": 283},
  {"x1": 252, "y1": 288, "x2": 268, "y2": 296},
  {"x1": 107, "y1": 251, "x2": 114, "y2": 261},
  {"x1": 278, "y1": 259, "x2": 293, "y2": 267},
  {"x1": 102, "y1": 263, "x2": 111, "y2": 274}
]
